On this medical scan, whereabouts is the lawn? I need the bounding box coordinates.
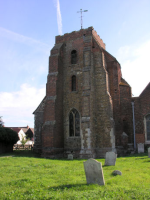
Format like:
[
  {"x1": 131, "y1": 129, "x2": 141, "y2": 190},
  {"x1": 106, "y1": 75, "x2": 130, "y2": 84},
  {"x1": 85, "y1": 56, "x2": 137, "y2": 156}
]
[{"x1": 0, "y1": 151, "x2": 150, "y2": 200}]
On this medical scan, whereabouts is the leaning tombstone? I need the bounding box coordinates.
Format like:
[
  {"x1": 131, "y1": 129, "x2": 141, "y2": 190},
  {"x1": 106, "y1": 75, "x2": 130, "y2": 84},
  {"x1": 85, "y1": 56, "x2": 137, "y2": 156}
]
[
  {"x1": 148, "y1": 147, "x2": 150, "y2": 158},
  {"x1": 137, "y1": 143, "x2": 144, "y2": 153},
  {"x1": 83, "y1": 158, "x2": 105, "y2": 185},
  {"x1": 68, "y1": 154, "x2": 73, "y2": 160},
  {"x1": 105, "y1": 152, "x2": 116, "y2": 166}
]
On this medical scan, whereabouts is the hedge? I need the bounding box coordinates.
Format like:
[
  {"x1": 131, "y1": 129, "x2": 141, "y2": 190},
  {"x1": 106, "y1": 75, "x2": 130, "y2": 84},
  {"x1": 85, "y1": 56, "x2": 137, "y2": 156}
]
[{"x1": 0, "y1": 127, "x2": 19, "y2": 145}]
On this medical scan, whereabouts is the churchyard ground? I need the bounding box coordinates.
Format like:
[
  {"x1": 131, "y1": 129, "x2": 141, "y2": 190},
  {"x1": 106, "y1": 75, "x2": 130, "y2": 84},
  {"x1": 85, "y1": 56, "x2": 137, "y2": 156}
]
[{"x1": 0, "y1": 151, "x2": 150, "y2": 199}]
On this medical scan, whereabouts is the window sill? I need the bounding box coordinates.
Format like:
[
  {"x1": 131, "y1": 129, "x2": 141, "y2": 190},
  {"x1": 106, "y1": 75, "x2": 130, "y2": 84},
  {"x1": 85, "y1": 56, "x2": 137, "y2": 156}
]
[{"x1": 70, "y1": 91, "x2": 78, "y2": 93}]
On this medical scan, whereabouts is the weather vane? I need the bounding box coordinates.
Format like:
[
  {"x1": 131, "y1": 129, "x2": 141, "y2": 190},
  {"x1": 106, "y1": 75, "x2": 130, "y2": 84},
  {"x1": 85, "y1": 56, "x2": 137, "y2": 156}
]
[{"x1": 77, "y1": 9, "x2": 88, "y2": 29}]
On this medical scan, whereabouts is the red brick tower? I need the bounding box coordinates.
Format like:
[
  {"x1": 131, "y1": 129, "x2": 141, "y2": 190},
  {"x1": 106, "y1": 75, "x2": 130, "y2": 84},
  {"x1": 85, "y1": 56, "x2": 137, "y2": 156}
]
[{"x1": 34, "y1": 27, "x2": 150, "y2": 157}]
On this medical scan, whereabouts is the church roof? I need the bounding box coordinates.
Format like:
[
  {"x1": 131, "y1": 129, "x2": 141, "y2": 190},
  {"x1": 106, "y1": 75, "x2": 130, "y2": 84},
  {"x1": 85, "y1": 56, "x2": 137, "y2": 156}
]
[
  {"x1": 119, "y1": 78, "x2": 131, "y2": 87},
  {"x1": 139, "y1": 82, "x2": 150, "y2": 97},
  {"x1": 33, "y1": 96, "x2": 46, "y2": 114},
  {"x1": 102, "y1": 48, "x2": 119, "y2": 63}
]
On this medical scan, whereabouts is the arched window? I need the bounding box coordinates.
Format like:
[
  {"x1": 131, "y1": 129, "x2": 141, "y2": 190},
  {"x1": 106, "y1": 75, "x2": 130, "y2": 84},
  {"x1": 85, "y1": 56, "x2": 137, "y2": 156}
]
[
  {"x1": 69, "y1": 109, "x2": 80, "y2": 137},
  {"x1": 71, "y1": 50, "x2": 77, "y2": 64},
  {"x1": 72, "y1": 75, "x2": 76, "y2": 91},
  {"x1": 146, "y1": 114, "x2": 150, "y2": 140}
]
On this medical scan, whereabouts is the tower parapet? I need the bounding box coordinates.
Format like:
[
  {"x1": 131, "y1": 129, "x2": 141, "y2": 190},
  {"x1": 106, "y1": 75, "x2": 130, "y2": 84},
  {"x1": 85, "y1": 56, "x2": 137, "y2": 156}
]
[{"x1": 55, "y1": 27, "x2": 105, "y2": 50}]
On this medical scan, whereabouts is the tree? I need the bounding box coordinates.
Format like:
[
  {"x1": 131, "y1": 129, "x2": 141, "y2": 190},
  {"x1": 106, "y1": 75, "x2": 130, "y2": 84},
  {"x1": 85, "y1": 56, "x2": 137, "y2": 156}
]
[
  {"x1": 0, "y1": 116, "x2": 4, "y2": 127},
  {"x1": 0, "y1": 127, "x2": 19, "y2": 145},
  {"x1": 20, "y1": 133, "x2": 29, "y2": 148}
]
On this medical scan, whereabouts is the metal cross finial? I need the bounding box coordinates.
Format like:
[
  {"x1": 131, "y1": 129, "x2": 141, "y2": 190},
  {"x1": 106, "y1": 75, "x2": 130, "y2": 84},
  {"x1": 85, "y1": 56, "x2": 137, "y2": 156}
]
[{"x1": 77, "y1": 9, "x2": 88, "y2": 29}]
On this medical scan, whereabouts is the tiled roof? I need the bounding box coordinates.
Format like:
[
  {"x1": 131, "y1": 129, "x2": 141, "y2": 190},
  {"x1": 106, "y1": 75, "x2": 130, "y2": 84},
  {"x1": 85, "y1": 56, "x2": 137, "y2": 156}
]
[
  {"x1": 6, "y1": 126, "x2": 34, "y2": 134},
  {"x1": 8, "y1": 127, "x2": 22, "y2": 133}
]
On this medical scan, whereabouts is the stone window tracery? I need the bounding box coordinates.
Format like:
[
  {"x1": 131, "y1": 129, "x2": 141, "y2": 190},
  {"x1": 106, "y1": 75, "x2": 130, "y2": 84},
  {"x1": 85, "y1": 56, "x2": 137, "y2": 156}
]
[
  {"x1": 71, "y1": 50, "x2": 77, "y2": 64},
  {"x1": 69, "y1": 109, "x2": 80, "y2": 137}
]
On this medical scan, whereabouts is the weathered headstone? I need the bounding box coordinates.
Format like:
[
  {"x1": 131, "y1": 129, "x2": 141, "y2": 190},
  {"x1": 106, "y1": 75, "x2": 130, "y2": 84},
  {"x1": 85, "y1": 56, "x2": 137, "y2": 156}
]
[
  {"x1": 137, "y1": 143, "x2": 144, "y2": 153},
  {"x1": 148, "y1": 147, "x2": 150, "y2": 158},
  {"x1": 84, "y1": 158, "x2": 105, "y2": 185},
  {"x1": 68, "y1": 154, "x2": 73, "y2": 160},
  {"x1": 105, "y1": 152, "x2": 116, "y2": 166}
]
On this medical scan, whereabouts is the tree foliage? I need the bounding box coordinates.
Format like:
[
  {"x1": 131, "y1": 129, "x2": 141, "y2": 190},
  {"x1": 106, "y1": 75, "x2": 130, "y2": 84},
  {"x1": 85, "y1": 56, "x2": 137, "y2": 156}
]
[
  {"x1": 0, "y1": 127, "x2": 19, "y2": 145},
  {"x1": 20, "y1": 133, "x2": 29, "y2": 147},
  {"x1": 0, "y1": 116, "x2": 4, "y2": 127}
]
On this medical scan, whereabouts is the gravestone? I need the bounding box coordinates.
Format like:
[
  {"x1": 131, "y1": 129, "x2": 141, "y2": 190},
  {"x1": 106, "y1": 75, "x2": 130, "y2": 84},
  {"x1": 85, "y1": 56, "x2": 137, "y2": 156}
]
[
  {"x1": 105, "y1": 152, "x2": 116, "y2": 166},
  {"x1": 83, "y1": 158, "x2": 105, "y2": 185},
  {"x1": 148, "y1": 147, "x2": 150, "y2": 158},
  {"x1": 68, "y1": 154, "x2": 73, "y2": 160},
  {"x1": 137, "y1": 143, "x2": 144, "y2": 153}
]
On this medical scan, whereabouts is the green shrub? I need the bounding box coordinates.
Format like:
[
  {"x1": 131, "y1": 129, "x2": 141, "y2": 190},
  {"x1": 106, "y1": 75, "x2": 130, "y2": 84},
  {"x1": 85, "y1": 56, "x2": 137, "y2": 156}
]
[{"x1": 0, "y1": 127, "x2": 19, "y2": 145}]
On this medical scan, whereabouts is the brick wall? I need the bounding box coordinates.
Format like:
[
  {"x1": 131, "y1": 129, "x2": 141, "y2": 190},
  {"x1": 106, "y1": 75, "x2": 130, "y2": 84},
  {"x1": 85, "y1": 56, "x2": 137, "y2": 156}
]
[
  {"x1": 133, "y1": 83, "x2": 150, "y2": 145},
  {"x1": 41, "y1": 43, "x2": 64, "y2": 157}
]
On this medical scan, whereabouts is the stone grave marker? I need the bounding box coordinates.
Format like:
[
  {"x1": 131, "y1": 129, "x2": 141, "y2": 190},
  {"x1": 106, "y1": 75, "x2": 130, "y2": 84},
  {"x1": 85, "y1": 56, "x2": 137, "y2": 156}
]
[
  {"x1": 83, "y1": 158, "x2": 105, "y2": 185},
  {"x1": 137, "y1": 143, "x2": 144, "y2": 153},
  {"x1": 105, "y1": 151, "x2": 116, "y2": 166},
  {"x1": 148, "y1": 147, "x2": 150, "y2": 158},
  {"x1": 68, "y1": 154, "x2": 73, "y2": 160}
]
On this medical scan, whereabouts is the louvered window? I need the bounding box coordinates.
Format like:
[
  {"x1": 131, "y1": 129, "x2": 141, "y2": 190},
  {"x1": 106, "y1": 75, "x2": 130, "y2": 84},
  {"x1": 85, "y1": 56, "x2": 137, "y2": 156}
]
[
  {"x1": 71, "y1": 50, "x2": 77, "y2": 64},
  {"x1": 72, "y1": 75, "x2": 76, "y2": 91}
]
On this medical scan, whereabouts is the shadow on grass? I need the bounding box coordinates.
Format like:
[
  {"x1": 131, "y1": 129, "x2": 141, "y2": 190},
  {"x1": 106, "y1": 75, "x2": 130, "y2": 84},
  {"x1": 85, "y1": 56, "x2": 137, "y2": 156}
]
[
  {"x1": 1, "y1": 150, "x2": 148, "y2": 161},
  {"x1": 122, "y1": 153, "x2": 148, "y2": 158},
  {"x1": 48, "y1": 183, "x2": 93, "y2": 191},
  {"x1": 0, "y1": 151, "x2": 87, "y2": 161},
  {"x1": 143, "y1": 159, "x2": 150, "y2": 162},
  {"x1": 0, "y1": 150, "x2": 41, "y2": 158}
]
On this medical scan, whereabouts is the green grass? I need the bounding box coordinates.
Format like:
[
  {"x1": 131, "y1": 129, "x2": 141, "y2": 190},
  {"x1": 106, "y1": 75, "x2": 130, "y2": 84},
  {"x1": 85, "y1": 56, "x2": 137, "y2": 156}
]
[{"x1": 0, "y1": 151, "x2": 150, "y2": 200}]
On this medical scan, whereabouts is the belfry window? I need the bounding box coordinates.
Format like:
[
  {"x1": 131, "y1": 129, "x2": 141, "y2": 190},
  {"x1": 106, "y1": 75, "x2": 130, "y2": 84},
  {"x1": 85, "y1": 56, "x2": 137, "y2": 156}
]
[
  {"x1": 72, "y1": 75, "x2": 76, "y2": 91},
  {"x1": 71, "y1": 50, "x2": 77, "y2": 64},
  {"x1": 69, "y1": 109, "x2": 80, "y2": 137},
  {"x1": 146, "y1": 114, "x2": 150, "y2": 140}
]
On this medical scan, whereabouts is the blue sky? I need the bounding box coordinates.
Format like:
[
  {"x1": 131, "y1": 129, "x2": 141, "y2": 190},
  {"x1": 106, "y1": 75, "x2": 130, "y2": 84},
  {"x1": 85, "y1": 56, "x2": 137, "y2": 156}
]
[{"x1": 0, "y1": 0, "x2": 150, "y2": 127}]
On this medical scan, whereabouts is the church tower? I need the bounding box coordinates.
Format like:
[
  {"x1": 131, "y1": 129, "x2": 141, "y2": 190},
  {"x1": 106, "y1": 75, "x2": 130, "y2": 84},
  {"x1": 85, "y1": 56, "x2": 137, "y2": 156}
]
[{"x1": 33, "y1": 27, "x2": 116, "y2": 158}]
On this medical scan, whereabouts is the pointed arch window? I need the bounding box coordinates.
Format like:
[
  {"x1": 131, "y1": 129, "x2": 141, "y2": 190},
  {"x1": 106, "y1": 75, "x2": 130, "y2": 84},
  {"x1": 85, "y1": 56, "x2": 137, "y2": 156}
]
[
  {"x1": 71, "y1": 50, "x2": 77, "y2": 64},
  {"x1": 72, "y1": 75, "x2": 76, "y2": 91},
  {"x1": 69, "y1": 109, "x2": 80, "y2": 137},
  {"x1": 146, "y1": 114, "x2": 150, "y2": 141}
]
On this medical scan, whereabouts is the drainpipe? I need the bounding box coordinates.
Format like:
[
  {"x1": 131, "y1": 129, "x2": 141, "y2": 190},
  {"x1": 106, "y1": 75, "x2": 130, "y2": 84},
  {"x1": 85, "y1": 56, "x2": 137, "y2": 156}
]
[{"x1": 131, "y1": 101, "x2": 136, "y2": 149}]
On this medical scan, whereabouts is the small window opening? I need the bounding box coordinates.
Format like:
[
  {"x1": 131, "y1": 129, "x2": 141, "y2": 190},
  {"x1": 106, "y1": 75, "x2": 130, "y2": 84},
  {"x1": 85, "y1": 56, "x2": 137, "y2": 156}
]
[
  {"x1": 83, "y1": 34, "x2": 86, "y2": 41},
  {"x1": 72, "y1": 75, "x2": 76, "y2": 91},
  {"x1": 71, "y1": 50, "x2": 77, "y2": 64},
  {"x1": 69, "y1": 109, "x2": 80, "y2": 137}
]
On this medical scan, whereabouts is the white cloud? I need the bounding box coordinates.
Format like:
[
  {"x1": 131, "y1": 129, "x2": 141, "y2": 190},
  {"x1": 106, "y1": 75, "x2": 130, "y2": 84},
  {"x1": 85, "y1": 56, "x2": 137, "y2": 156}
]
[
  {"x1": 116, "y1": 40, "x2": 150, "y2": 96},
  {"x1": 54, "y1": 0, "x2": 63, "y2": 35},
  {"x1": 0, "y1": 84, "x2": 45, "y2": 127},
  {"x1": 0, "y1": 27, "x2": 49, "y2": 88},
  {"x1": 0, "y1": 27, "x2": 49, "y2": 52}
]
